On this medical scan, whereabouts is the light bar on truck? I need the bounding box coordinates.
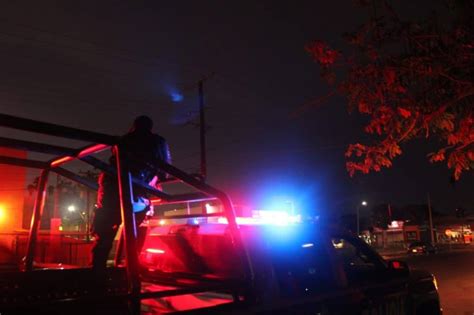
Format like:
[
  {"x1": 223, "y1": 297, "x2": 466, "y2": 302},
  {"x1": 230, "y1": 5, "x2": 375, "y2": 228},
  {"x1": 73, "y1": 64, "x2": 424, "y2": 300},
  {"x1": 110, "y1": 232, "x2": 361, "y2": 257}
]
[{"x1": 217, "y1": 210, "x2": 301, "y2": 226}]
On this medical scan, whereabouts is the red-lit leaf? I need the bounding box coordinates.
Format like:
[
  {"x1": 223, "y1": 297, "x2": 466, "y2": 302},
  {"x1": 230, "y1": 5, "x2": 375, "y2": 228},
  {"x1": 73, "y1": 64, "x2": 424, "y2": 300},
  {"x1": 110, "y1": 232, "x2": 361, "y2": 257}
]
[
  {"x1": 383, "y1": 68, "x2": 396, "y2": 86},
  {"x1": 398, "y1": 107, "x2": 411, "y2": 118},
  {"x1": 307, "y1": 2, "x2": 474, "y2": 180}
]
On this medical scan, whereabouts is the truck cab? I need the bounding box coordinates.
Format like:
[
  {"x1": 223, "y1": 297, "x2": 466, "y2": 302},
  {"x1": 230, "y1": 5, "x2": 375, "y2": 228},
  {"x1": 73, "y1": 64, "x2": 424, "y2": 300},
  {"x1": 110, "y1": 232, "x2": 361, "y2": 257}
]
[
  {"x1": 0, "y1": 113, "x2": 441, "y2": 314},
  {"x1": 139, "y1": 216, "x2": 442, "y2": 314}
]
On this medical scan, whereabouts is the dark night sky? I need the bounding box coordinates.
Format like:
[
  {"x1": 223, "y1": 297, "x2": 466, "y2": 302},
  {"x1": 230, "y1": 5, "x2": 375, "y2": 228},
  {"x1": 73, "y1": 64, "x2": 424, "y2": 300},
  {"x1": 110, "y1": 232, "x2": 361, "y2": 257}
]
[{"x1": 0, "y1": 1, "x2": 472, "y2": 217}]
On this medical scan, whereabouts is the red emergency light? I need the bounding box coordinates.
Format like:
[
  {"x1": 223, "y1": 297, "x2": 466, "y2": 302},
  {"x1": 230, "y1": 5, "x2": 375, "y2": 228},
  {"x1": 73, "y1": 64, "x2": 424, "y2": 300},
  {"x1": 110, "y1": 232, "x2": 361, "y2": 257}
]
[
  {"x1": 217, "y1": 211, "x2": 301, "y2": 226},
  {"x1": 146, "y1": 248, "x2": 165, "y2": 254}
]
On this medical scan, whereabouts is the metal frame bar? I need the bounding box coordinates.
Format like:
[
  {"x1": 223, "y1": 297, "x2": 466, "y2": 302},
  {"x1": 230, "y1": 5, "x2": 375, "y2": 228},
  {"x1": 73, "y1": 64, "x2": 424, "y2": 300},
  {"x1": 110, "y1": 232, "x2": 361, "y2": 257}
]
[
  {"x1": 165, "y1": 193, "x2": 216, "y2": 204},
  {"x1": 0, "y1": 156, "x2": 98, "y2": 190},
  {"x1": 52, "y1": 167, "x2": 99, "y2": 191},
  {"x1": 0, "y1": 113, "x2": 118, "y2": 144},
  {"x1": 50, "y1": 143, "x2": 109, "y2": 167},
  {"x1": 80, "y1": 156, "x2": 173, "y2": 201},
  {"x1": 24, "y1": 169, "x2": 49, "y2": 271},
  {"x1": 0, "y1": 113, "x2": 254, "y2": 312},
  {"x1": 161, "y1": 212, "x2": 223, "y2": 220},
  {"x1": 114, "y1": 226, "x2": 125, "y2": 267},
  {"x1": 0, "y1": 136, "x2": 77, "y2": 156},
  {"x1": 142, "y1": 160, "x2": 254, "y2": 283},
  {"x1": 0, "y1": 155, "x2": 49, "y2": 169},
  {"x1": 0, "y1": 139, "x2": 213, "y2": 204},
  {"x1": 115, "y1": 146, "x2": 141, "y2": 313}
]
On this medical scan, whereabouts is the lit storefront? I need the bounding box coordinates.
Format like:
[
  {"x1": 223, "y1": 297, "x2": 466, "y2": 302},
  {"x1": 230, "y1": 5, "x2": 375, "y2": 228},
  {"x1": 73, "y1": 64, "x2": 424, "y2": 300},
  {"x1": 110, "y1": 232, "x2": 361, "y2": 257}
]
[{"x1": 436, "y1": 225, "x2": 472, "y2": 244}]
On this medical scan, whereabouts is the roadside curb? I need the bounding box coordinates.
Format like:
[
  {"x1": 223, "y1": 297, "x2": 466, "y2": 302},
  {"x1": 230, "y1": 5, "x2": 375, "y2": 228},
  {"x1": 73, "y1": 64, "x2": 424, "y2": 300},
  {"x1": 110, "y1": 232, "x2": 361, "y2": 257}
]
[{"x1": 378, "y1": 245, "x2": 474, "y2": 259}]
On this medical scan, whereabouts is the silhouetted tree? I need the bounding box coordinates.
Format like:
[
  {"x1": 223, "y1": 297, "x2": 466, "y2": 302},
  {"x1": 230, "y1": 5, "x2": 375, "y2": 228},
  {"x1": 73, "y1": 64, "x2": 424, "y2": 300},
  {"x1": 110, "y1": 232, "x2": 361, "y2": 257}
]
[
  {"x1": 307, "y1": 0, "x2": 474, "y2": 180},
  {"x1": 370, "y1": 203, "x2": 393, "y2": 228}
]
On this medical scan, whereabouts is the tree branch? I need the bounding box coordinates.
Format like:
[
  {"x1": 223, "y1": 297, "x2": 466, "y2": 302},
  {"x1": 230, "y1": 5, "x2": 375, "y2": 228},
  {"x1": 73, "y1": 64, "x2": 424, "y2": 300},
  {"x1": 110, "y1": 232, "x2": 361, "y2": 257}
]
[{"x1": 291, "y1": 90, "x2": 337, "y2": 118}]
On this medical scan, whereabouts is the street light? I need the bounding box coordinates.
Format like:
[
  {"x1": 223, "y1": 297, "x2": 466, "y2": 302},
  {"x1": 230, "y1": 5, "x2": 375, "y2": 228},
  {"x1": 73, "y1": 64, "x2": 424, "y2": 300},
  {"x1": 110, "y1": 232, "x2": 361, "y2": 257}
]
[
  {"x1": 357, "y1": 201, "x2": 368, "y2": 237},
  {"x1": 67, "y1": 205, "x2": 76, "y2": 212}
]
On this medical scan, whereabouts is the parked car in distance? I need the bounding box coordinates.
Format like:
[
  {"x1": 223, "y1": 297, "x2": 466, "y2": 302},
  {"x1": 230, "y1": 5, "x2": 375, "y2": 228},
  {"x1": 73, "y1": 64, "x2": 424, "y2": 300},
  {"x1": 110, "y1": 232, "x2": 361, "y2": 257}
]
[{"x1": 408, "y1": 241, "x2": 437, "y2": 254}]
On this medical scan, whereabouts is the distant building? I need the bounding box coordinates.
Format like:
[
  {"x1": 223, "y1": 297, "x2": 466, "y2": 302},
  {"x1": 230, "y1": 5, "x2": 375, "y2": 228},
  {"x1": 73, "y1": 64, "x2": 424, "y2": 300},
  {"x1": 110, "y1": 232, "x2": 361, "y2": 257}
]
[
  {"x1": 372, "y1": 220, "x2": 438, "y2": 248},
  {"x1": 370, "y1": 215, "x2": 473, "y2": 249},
  {"x1": 433, "y1": 214, "x2": 473, "y2": 244}
]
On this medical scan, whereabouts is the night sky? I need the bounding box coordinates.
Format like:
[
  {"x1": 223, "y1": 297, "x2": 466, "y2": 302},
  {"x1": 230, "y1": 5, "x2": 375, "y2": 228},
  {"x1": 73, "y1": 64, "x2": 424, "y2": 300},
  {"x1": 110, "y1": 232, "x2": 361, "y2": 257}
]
[{"x1": 0, "y1": 1, "x2": 473, "y2": 218}]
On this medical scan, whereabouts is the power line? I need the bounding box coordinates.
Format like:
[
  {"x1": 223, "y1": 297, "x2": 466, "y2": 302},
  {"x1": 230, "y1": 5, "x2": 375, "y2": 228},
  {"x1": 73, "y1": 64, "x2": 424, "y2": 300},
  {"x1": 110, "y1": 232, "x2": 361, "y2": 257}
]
[
  {"x1": 0, "y1": 26, "x2": 209, "y2": 92},
  {"x1": 0, "y1": 18, "x2": 208, "y2": 75},
  {"x1": 0, "y1": 26, "x2": 284, "y2": 123},
  {"x1": 0, "y1": 30, "x2": 201, "y2": 97},
  {"x1": 0, "y1": 92, "x2": 169, "y2": 118},
  {"x1": 0, "y1": 82, "x2": 172, "y2": 110},
  {"x1": 0, "y1": 48, "x2": 194, "y2": 103},
  {"x1": 0, "y1": 29, "x2": 171, "y2": 73},
  {"x1": 0, "y1": 19, "x2": 298, "y2": 122},
  {"x1": 0, "y1": 21, "x2": 276, "y2": 108},
  {"x1": 172, "y1": 139, "x2": 348, "y2": 165}
]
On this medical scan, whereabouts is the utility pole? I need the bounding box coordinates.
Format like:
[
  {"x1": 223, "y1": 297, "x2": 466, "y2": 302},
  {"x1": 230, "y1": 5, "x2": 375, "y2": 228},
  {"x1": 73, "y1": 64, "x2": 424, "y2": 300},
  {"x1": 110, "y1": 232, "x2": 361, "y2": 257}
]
[
  {"x1": 198, "y1": 80, "x2": 206, "y2": 180},
  {"x1": 427, "y1": 193, "x2": 435, "y2": 244},
  {"x1": 356, "y1": 200, "x2": 368, "y2": 237},
  {"x1": 356, "y1": 206, "x2": 360, "y2": 237}
]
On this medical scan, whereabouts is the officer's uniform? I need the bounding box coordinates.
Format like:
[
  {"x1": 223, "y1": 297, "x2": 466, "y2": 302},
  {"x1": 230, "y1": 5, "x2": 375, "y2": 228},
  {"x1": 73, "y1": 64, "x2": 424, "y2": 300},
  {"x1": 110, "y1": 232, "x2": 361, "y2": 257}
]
[{"x1": 91, "y1": 127, "x2": 171, "y2": 272}]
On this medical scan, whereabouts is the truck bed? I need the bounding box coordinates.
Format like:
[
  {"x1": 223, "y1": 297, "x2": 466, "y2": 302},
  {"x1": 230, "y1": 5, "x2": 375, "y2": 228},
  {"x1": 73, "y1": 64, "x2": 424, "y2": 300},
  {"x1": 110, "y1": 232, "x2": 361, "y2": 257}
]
[{"x1": 0, "y1": 265, "x2": 243, "y2": 315}]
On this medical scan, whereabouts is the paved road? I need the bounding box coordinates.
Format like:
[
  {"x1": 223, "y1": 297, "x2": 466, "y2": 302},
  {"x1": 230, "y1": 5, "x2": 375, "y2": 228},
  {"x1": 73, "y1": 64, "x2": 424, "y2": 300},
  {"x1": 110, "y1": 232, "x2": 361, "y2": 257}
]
[{"x1": 400, "y1": 249, "x2": 474, "y2": 315}]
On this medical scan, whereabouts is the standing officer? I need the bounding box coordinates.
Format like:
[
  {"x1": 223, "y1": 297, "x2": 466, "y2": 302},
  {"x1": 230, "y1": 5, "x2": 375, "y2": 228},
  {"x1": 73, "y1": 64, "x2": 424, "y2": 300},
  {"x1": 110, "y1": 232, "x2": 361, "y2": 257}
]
[{"x1": 91, "y1": 115, "x2": 171, "y2": 272}]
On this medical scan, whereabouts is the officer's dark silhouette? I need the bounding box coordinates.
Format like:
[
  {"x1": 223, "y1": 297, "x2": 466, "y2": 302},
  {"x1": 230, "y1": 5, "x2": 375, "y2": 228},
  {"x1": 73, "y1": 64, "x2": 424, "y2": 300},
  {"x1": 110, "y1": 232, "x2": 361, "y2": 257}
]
[{"x1": 91, "y1": 115, "x2": 171, "y2": 272}]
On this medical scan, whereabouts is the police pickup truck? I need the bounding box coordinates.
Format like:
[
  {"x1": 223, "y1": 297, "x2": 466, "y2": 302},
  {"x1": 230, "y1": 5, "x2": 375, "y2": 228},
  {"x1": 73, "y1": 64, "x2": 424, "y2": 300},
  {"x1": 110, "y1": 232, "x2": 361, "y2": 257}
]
[
  {"x1": 0, "y1": 113, "x2": 441, "y2": 315},
  {"x1": 139, "y1": 217, "x2": 442, "y2": 314}
]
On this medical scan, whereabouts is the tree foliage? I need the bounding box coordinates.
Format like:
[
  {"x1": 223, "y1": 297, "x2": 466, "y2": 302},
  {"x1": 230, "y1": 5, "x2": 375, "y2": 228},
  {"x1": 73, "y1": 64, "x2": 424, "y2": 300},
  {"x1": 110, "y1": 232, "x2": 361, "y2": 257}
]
[{"x1": 307, "y1": 0, "x2": 474, "y2": 179}]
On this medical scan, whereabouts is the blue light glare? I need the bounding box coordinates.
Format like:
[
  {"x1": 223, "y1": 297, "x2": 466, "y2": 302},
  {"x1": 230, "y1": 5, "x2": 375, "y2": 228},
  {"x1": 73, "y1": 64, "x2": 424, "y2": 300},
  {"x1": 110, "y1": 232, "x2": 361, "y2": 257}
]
[
  {"x1": 187, "y1": 218, "x2": 200, "y2": 225},
  {"x1": 170, "y1": 92, "x2": 184, "y2": 102},
  {"x1": 261, "y1": 225, "x2": 320, "y2": 259},
  {"x1": 253, "y1": 177, "x2": 319, "y2": 218},
  {"x1": 262, "y1": 197, "x2": 296, "y2": 214}
]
